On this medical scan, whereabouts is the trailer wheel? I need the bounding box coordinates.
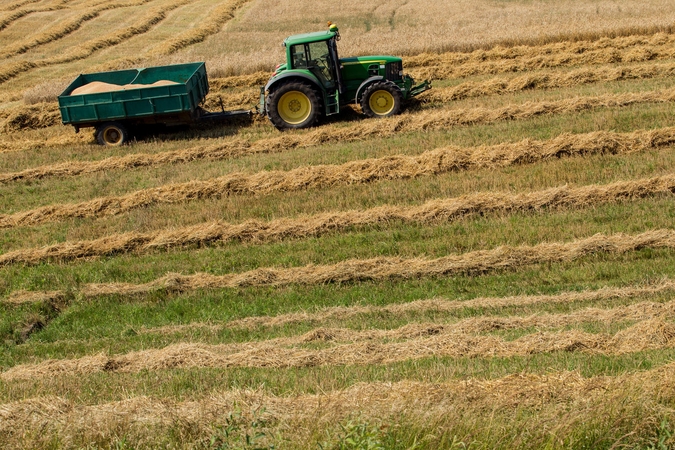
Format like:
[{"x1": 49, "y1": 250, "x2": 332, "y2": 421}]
[
  {"x1": 267, "y1": 82, "x2": 320, "y2": 130},
  {"x1": 96, "y1": 122, "x2": 129, "y2": 146},
  {"x1": 360, "y1": 81, "x2": 403, "y2": 118}
]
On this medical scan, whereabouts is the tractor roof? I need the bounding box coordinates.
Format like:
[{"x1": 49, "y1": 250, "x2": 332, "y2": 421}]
[{"x1": 283, "y1": 29, "x2": 336, "y2": 47}]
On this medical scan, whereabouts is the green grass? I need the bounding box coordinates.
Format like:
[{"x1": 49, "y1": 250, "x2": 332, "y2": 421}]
[{"x1": 4, "y1": 23, "x2": 675, "y2": 449}]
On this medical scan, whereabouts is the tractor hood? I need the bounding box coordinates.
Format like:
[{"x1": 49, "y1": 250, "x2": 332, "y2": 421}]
[{"x1": 340, "y1": 55, "x2": 403, "y2": 65}]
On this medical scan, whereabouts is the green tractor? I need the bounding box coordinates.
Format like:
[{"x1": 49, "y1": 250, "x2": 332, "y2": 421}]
[{"x1": 260, "y1": 23, "x2": 430, "y2": 130}]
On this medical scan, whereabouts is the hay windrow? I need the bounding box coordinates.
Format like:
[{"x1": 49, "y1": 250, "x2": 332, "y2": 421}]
[
  {"x1": 0, "y1": 0, "x2": 191, "y2": 85},
  {"x1": 405, "y1": 32, "x2": 675, "y2": 67},
  {"x1": 0, "y1": 0, "x2": 155, "y2": 59},
  {"x1": 0, "y1": 7, "x2": 38, "y2": 32},
  {"x1": 422, "y1": 62, "x2": 675, "y2": 103},
  {"x1": 140, "y1": 299, "x2": 675, "y2": 341},
  {"x1": 1, "y1": 174, "x2": 674, "y2": 267},
  {"x1": 197, "y1": 279, "x2": 675, "y2": 330},
  {"x1": 150, "y1": 0, "x2": 252, "y2": 56},
  {"x1": 407, "y1": 33, "x2": 675, "y2": 80},
  {"x1": 3, "y1": 122, "x2": 675, "y2": 229},
  {"x1": 3, "y1": 116, "x2": 675, "y2": 184},
  {"x1": 6, "y1": 229, "x2": 675, "y2": 304},
  {"x1": 3, "y1": 318, "x2": 675, "y2": 380},
  {"x1": 8, "y1": 361, "x2": 675, "y2": 448}
]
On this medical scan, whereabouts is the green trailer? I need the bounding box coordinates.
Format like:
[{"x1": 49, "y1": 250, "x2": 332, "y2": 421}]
[{"x1": 58, "y1": 62, "x2": 249, "y2": 145}]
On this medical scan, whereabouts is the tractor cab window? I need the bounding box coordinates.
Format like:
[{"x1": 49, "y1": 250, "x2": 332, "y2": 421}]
[
  {"x1": 290, "y1": 41, "x2": 335, "y2": 87},
  {"x1": 290, "y1": 45, "x2": 308, "y2": 69},
  {"x1": 307, "y1": 41, "x2": 334, "y2": 85}
]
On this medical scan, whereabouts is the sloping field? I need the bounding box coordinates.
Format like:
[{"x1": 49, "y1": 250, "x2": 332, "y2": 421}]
[{"x1": 3, "y1": 1, "x2": 675, "y2": 449}]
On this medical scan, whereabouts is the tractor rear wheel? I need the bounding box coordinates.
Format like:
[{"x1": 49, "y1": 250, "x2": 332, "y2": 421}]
[
  {"x1": 267, "y1": 82, "x2": 321, "y2": 130},
  {"x1": 96, "y1": 121, "x2": 129, "y2": 146},
  {"x1": 360, "y1": 81, "x2": 403, "y2": 118}
]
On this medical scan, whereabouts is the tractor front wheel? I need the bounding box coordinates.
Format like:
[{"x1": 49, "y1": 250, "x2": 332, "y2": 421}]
[
  {"x1": 267, "y1": 82, "x2": 321, "y2": 130},
  {"x1": 360, "y1": 81, "x2": 403, "y2": 118},
  {"x1": 96, "y1": 121, "x2": 129, "y2": 146}
]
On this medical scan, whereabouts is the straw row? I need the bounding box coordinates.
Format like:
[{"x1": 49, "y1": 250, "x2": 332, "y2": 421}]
[
  {"x1": 422, "y1": 61, "x2": 675, "y2": 103},
  {"x1": 0, "y1": 0, "x2": 191, "y2": 84},
  {"x1": 151, "y1": 0, "x2": 252, "y2": 56},
  {"x1": 6, "y1": 229, "x2": 675, "y2": 304},
  {"x1": 3, "y1": 123, "x2": 674, "y2": 229},
  {"x1": 140, "y1": 299, "x2": 675, "y2": 345},
  {"x1": 6, "y1": 360, "x2": 675, "y2": 450},
  {"x1": 2, "y1": 174, "x2": 674, "y2": 267},
  {"x1": 409, "y1": 35, "x2": 675, "y2": 81},
  {"x1": 0, "y1": 0, "x2": 155, "y2": 59},
  {"x1": 174, "y1": 279, "x2": 675, "y2": 331},
  {"x1": 2, "y1": 317, "x2": 674, "y2": 380},
  {"x1": 1, "y1": 0, "x2": 43, "y2": 10},
  {"x1": 0, "y1": 5, "x2": 46, "y2": 31},
  {"x1": 405, "y1": 32, "x2": 675, "y2": 68},
  {"x1": 0, "y1": 368, "x2": 658, "y2": 449}
]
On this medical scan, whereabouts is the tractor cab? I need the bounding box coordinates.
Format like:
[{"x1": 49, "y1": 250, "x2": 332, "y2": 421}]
[{"x1": 261, "y1": 23, "x2": 430, "y2": 130}]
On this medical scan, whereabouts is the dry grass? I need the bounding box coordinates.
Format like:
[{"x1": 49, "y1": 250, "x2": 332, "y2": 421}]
[
  {"x1": 423, "y1": 62, "x2": 675, "y2": 103},
  {"x1": 140, "y1": 298, "x2": 675, "y2": 339},
  {"x1": 5, "y1": 364, "x2": 675, "y2": 449},
  {"x1": 407, "y1": 32, "x2": 675, "y2": 79},
  {"x1": 6, "y1": 229, "x2": 675, "y2": 304},
  {"x1": 2, "y1": 124, "x2": 673, "y2": 228},
  {"x1": 149, "y1": 0, "x2": 252, "y2": 56},
  {"x1": 224, "y1": 279, "x2": 675, "y2": 330},
  {"x1": 2, "y1": 317, "x2": 674, "y2": 379},
  {"x1": 0, "y1": 0, "x2": 154, "y2": 59},
  {"x1": 2, "y1": 119, "x2": 673, "y2": 183},
  {"x1": 4, "y1": 5, "x2": 675, "y2": 449},
  {"x1": 1, "y1": 174, "x2": 673, "y2": 267},
  {"x1": 0, "y1": 0, "x2": 191, "y2": 85}
]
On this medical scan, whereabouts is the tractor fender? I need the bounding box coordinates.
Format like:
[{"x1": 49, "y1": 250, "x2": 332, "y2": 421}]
[
  {"x1": 355, "y1": 76, "x2": 385, "y2": 103},
  {"x1": 265, "y1": 71, "x2": 323, "y2": 94}
]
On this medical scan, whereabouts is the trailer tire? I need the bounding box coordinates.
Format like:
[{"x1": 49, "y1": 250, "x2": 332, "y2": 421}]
[
  {"x1": 96, "y1": 122, "x2": 129, "y2": 146},
  {"x1": 267, "y1": 82, "x2": 320, "y2": 130},
  {"x1": 360, "y1": 81, "x2": 403, "y2": 118}
]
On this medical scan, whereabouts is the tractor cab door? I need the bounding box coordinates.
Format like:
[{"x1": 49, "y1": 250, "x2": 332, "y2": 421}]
[
  {"x1": 289, "y1": 40, "x2": 342, "y2": 115},
  {"x1": 290, "y1": 41, "x2": 337, "y2": 90}
]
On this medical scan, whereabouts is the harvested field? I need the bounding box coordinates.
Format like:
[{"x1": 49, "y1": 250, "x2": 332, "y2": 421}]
[
  {"x1": 0, "y1": 0, "x2": 192, "y2": 85},
  {"x1": 1, "y1": 174, "x2": 673, "y2": 266},
  {"x1": 150, "y1": 0, "x2": 252, "y2": 56},
  {"x1": 0, "y1": 0, "x2": 155, "y2": 59},
  {"x1": 4, "y1": 4, "x2": 675, "y2": 449},
  {"x1": 3, "y1": 318, "x2": 675, "y2": 379},
  {"x1": 4, "y1": 364, "x2": 675, "y2": 449},
  {"x1": 423, "y1": 62, "x2": 675, "y2": 103},
  {"x1": 225, "y1": 279, "x2": 675, "y2": 330},
  {"x1": 3, "y1": 125, "x2": 674, "y2": 228},
  {"x1": 3, "y1": 123, "x2": 674, "y2": 184},
  {"x1": 6, "y1": 229, "x2": 675, "y2": 304},
  {"x1": 139, "y1": 297, "x2": 675, "y2": 338},
  {"x1": 407, "y1": 33, "x2": 675, "y2": 79}
]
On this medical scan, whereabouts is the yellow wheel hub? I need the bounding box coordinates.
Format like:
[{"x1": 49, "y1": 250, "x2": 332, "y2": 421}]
[
  {"x1": 278, "y1": 91, "x2": 312, "y2": 125},
  {"x1": 369, "y1": 90, "x2": 395, "y2": 116},
  {"x1": 103, "y1": 127, "x2": 122, "y2": 145}
]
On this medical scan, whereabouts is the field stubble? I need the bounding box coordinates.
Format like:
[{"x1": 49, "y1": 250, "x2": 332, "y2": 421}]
[
  {"x1": 5, "y1": 229, "x2": 675, "y2": 304},
  {"x1": 5, "y1": 11, "x2": 675, "y2": 450},
  {"x1": 0, "y1": 173, "x2": 673, "y2": 267},
  {"x1": 2, "y1": 124, "x2": 674, "y2": 228}
]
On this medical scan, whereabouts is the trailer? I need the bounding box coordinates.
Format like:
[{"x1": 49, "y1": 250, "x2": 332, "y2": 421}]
[{"x1": 58, "y1": 62, "x2": 250, "y2": 145}]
